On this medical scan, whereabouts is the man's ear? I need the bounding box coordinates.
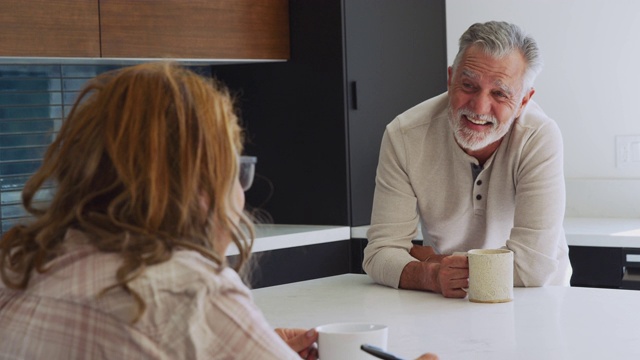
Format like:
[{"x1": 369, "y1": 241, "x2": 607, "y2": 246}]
[
  {"x1": 447, "y1": 66, "x2": 453, "y2": 88},
  {"x1": 516, "y1": 88, "x2": 535, "y2": 118}
]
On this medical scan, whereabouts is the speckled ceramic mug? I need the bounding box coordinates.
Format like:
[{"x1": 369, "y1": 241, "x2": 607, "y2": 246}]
[{"x1": 467, "y1": 249, "x2": 514, "y2": 303}]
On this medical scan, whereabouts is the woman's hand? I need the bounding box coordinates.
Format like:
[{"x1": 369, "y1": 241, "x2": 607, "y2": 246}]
[
  {"x1": 275, "y1": 328, "x2": 318, "y2": 360},
  {"x1": 416, "y1": 353, "x2": 439, "y2": 360}
]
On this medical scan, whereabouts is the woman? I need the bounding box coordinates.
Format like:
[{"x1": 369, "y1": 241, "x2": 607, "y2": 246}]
[{"x1": 0, "y1": 62, "x2": 317, "y2": 359}]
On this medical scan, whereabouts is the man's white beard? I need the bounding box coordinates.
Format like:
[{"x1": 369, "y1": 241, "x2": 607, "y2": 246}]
[{"x1": 447, "y1": 106, "x2": 516, "y2": 152}]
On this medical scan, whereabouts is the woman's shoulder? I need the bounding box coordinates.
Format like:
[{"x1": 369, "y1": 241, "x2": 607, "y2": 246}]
[{"x1": 137, "y1": 250, "x2": 249, "y2": 297}]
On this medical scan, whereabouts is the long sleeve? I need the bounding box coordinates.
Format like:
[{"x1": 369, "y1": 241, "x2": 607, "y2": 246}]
[
  {"x1": 363, "y1": 124, "x2": 421, "y2": 288},
  {"x1": 506, "y1": 108, "x2": 570, "y2": 286}
]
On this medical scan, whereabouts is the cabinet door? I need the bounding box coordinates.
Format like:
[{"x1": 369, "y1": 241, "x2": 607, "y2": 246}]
[
  {"x1": 0, "y1": 0, "x2": 100, "y2": 57},
  {"x1": 100, "y1": 0, "x2": 290, "y2": 60},
  {"x1": 345, "y1": 0, "x2": 447, "y2": 226}
]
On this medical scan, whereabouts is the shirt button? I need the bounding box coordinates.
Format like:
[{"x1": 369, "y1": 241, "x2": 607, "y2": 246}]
[
  {"x1": 476, "y1": 194, "x2": 482, "y2": 200},
  {"x1": 476, "y1": 180, "x2": 482, "y2": 186}
]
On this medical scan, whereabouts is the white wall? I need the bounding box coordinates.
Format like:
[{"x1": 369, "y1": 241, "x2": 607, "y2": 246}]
[{"x1": 446, "y1": 0, "x2": 640, "y2": 217}]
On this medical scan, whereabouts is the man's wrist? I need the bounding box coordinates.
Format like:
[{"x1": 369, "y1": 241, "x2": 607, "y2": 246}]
[{"x1": 427, "y1": 261, "x2": 442, "y2": 293}]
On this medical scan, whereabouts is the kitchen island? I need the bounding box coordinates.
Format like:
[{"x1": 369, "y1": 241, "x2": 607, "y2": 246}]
[{"x1": 254, "y1": 273, "x2": 640, "y2": 360}]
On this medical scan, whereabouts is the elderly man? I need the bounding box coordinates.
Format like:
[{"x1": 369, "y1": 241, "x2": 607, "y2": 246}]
[{"x1": 363, "y1": 21, "x2": 571, "y2": 298}]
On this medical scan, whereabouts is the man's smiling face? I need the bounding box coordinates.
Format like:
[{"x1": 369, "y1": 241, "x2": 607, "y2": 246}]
[{"x1": 447, "y1": 45, "x2": 533, "y2": 154}]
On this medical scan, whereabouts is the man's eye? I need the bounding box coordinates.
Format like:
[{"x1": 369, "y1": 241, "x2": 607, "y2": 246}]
[
  {"x1": 494, "y1": 91, "x2": 507, "y2": 98},
  {"x1": 462, "y1": 83, "x2": 474, "y2": 89}
]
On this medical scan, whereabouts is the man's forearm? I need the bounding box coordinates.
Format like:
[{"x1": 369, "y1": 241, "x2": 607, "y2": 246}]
[{"x1": 398, "y1": 260, "x2": 441, "y2": 293}]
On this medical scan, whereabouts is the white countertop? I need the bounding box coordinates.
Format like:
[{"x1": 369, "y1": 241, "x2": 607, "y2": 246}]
[
  {"x1": 563, "y1": 217, "x2": 640, "y2": 247},
  {"x1": 352, "y1": 217, "x2": 640, "y2": 248},
  {"x1": 225, "y1": 224, "x2": 350, "y2": 256},
  {"x1": 253, "y1": 274, "x2": 640, "y2": 360}
]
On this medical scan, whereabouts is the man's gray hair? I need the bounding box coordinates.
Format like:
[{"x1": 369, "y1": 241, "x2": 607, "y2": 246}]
[{"x1": 452, "y1": 21, "x2": 543, "y2": 92}]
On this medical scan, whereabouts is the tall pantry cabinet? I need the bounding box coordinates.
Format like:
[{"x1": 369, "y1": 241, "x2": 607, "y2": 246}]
[
  {"x1": 343, "y1": 0, "x2": 447, "y2": 226},
  {"x1": 214, "y1": 0, "x2": 446, "y2": 285}
]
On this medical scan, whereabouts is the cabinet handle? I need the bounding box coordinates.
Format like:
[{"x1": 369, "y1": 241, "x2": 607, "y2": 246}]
[{"x1": 350, "y1": 81, "x2": 358, "y2": 110}]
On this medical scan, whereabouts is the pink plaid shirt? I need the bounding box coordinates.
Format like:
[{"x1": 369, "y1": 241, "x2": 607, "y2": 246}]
[{"x1": 0, "y1": 230, "x2": 300, "y2": 359}]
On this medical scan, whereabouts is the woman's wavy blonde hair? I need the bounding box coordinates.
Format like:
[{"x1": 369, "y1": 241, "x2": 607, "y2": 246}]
[{"x1": 0, "y1": 62, "x2": 254, "y2": 321}]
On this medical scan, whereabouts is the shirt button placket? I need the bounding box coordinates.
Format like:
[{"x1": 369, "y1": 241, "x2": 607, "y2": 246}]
[{"x1": 474, "y1": 177, "x2": 484, "y2": 210}]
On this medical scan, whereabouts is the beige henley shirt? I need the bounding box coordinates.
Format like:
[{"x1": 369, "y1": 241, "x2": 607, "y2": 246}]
[{"x1": 363, "y1": 92, "x2": 572, "y2": 288}]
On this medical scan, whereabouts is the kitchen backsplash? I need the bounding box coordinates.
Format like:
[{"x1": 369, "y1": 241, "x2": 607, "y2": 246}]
[{"x1": 0, "y1": 63, "x2": 212, "y2": 235}]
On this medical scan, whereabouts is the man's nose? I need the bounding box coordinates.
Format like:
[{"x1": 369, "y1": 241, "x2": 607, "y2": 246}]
[{"x1": 469, "y1": 92, "x2": 492, "y2": 115}]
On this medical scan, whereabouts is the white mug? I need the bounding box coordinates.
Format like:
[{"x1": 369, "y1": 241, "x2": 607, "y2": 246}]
[
  {"x1": 467, "y1": 249, "x2": 514, "y2": 303},
  {"x1": 316, "y1": 322, "x2": 388, "y2": 360}
]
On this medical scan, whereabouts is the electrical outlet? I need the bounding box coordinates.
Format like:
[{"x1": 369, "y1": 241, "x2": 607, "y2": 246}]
[{"x1": 616, "y1": 135, "x2": 640, "y2": 168}]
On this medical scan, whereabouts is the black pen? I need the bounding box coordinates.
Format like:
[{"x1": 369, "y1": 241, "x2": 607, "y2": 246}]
[{"x1": 360, "y1": 344, "x2": 406, "y2": 360}]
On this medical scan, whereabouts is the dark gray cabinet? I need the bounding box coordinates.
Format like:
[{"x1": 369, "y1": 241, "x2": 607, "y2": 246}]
[
  {"x1": 569, "y1": 246, "x2": 623, "y2": 288},
  {"x1": 344, "y1": 0, "x2": 447, "y2": 225},
  {"x1": 569, "y1": 246, "x2": 640, "y2": 290},
  {"x1": 214, "y1": 0, "x2": 447, "y2": 229}
]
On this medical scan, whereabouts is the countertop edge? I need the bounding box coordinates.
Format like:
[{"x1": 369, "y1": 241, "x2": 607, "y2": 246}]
[
  {"x1": 352, "y1": 217, "x2": 640, "y2": 248},
  {"x1": 227, "y1": 217, "x2": 640, "y2": 256},
  {"x1": 226, "y1": 225, "x2": 351, "y2": 256}
]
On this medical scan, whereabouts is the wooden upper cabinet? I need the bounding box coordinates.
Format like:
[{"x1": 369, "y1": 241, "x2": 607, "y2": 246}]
[
  {"x1": 0, "y1": 0, "x2": 100, "y2": 57},
  {"x1": 100, "y1": 0, "x2": 290, "y2": 60}
]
